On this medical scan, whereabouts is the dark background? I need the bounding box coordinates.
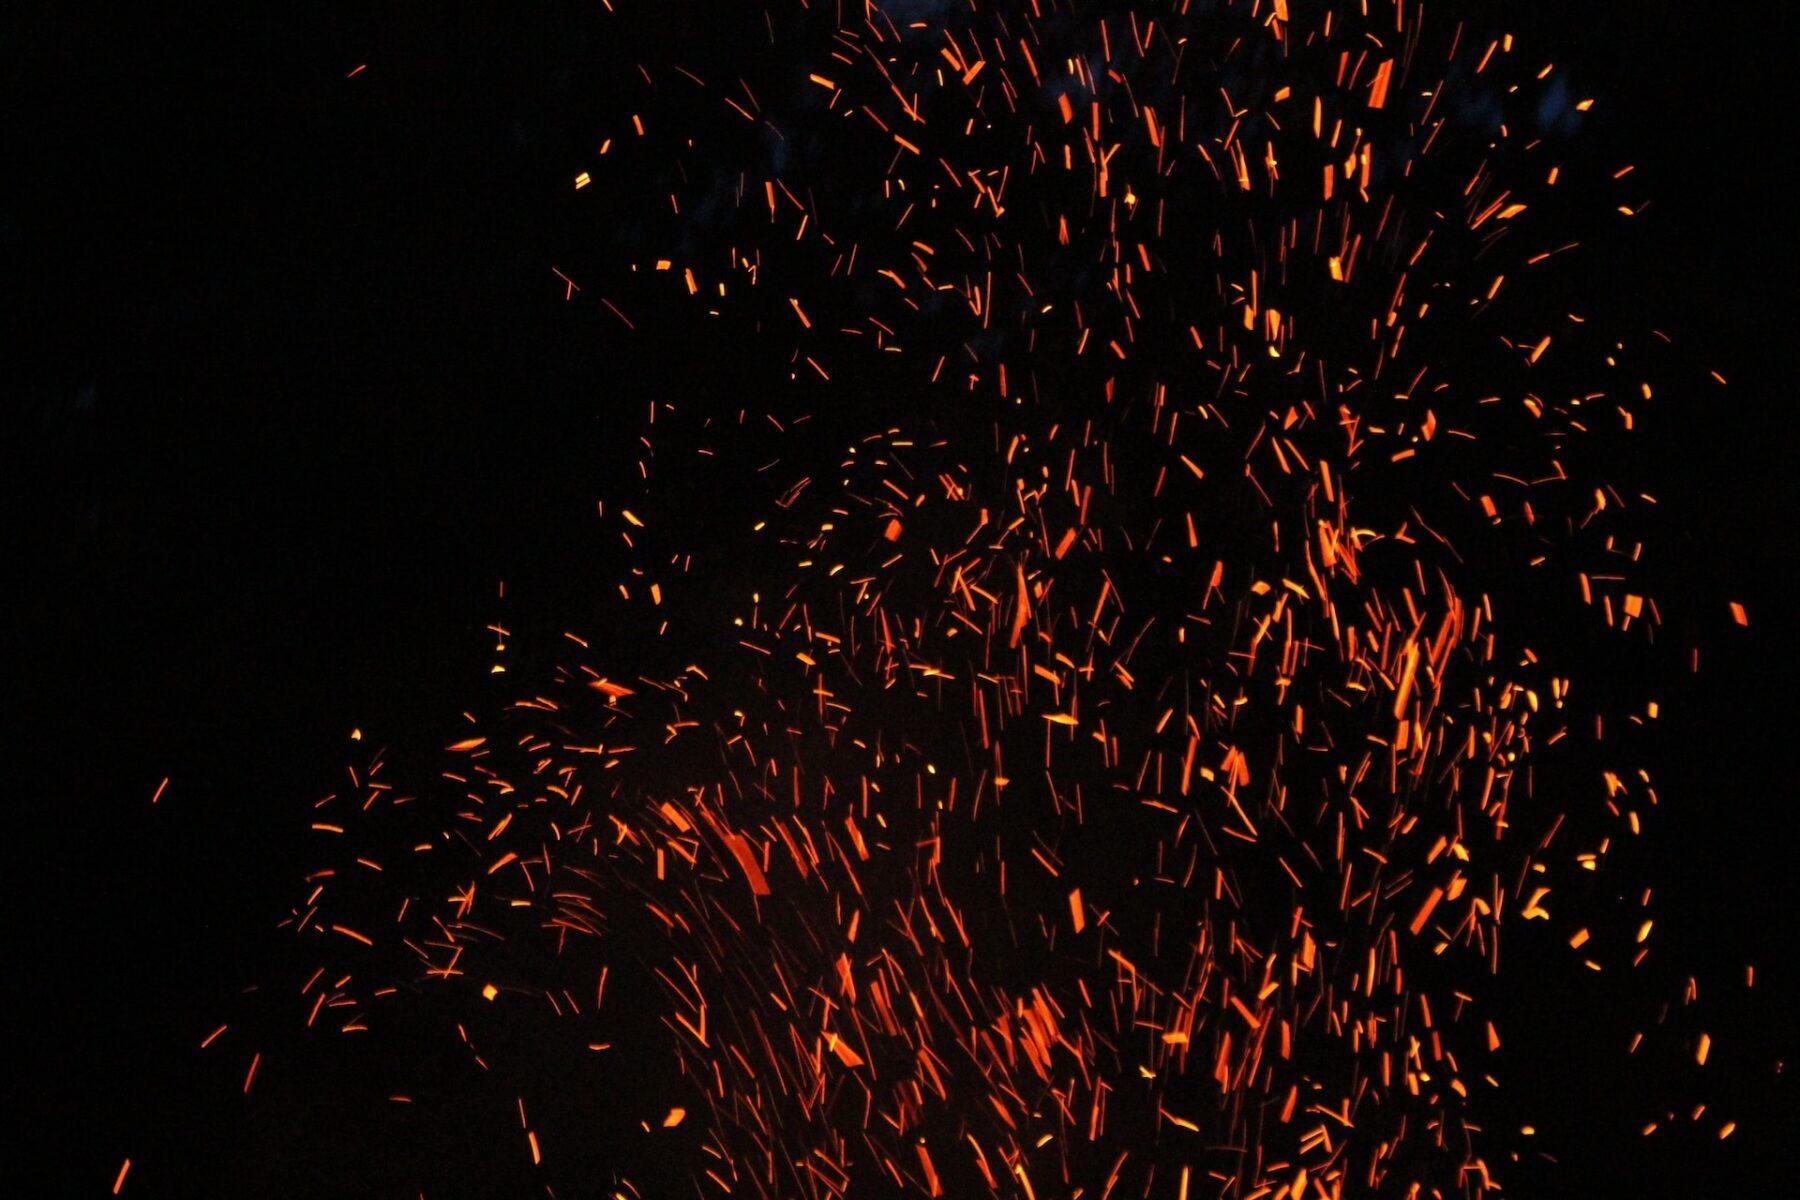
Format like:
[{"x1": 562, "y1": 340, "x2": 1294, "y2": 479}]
[{"x1": 9, "y1": 2, "x2": 1796, "y2": 1195}]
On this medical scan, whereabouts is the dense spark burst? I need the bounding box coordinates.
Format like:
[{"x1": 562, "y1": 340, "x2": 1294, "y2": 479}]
[{"x1": 189, "y1": 1, "x2": 1761, "y2": 1196}]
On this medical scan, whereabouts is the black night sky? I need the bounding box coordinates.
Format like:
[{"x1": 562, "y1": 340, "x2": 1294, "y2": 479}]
[{"x1": 11, "y1": 3, "x2": 1798, "y2": 1196}]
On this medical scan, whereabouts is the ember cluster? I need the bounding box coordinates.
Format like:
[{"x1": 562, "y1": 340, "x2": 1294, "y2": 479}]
[{"x1": 201, "y1": 2, "x2": 1754, "y2": 1197}]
